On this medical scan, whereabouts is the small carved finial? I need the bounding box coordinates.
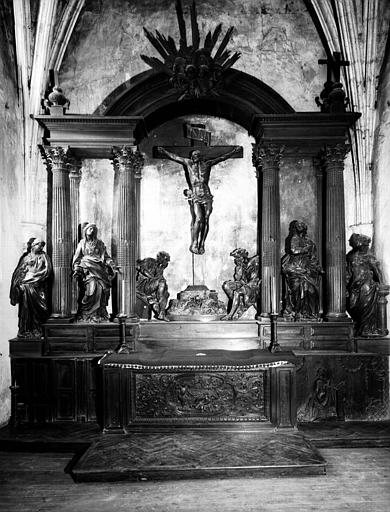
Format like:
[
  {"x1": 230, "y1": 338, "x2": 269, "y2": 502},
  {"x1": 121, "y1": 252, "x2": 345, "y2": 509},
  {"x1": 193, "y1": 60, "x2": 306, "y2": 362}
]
[
  {"x1": 316, "y1": 52, "x2": 350, "y2": 113},
  {"x1": 42, "y1": 86, "x2": 70, "y2": 115}
]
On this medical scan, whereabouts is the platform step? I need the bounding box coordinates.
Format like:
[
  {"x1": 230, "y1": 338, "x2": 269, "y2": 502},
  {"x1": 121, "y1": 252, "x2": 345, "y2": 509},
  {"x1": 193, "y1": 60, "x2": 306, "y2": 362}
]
[{"x1": 70, "y1": 430, "x2": 326, "y2": 482}]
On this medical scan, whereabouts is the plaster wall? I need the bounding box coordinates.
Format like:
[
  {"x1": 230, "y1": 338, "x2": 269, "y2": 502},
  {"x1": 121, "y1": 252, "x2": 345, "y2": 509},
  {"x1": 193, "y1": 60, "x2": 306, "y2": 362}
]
[
  {"x1": 0, "y1": 29, "x2": 24, "y2": 424},
  {"x1": 59, "y1": 0, "x2": 325, "y2": 114},
  {"x1": 79, "y1": 114, "x2": 319, "y2": 302},
  {"x1": 373, "y1": 38, "x2": 390, "y2": 327}
]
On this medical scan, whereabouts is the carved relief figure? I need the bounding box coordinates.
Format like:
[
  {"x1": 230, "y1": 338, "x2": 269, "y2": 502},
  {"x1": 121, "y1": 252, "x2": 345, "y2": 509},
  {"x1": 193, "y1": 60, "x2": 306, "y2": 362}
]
[
  {"x1": 346, "y1": 233, "x2": 383, "y2": 336},
  {"x1": 222, "y1": 248, "x2": 260, "y2": 320},
  {"x1": 157, "y1": 146, "x2": 240, "y2": 254},
  {"x1": 10, "y1": 238, "x2": 52, "y2": 338},
  {"x1": 282, "y1": 220, "x2": 322, "y2": 321},
  {"x1": 136, "y1": 251, "x2": 170, "y2": 320},
  {"x1": 72, "y1": 223, "x2": 116, "y2": 322}
]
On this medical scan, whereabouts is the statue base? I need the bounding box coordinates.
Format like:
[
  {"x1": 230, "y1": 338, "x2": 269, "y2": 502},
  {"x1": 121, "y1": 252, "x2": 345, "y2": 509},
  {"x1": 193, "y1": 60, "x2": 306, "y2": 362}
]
[{"x1": 167, "y1": 285, "x2": 227, "y2": 321}]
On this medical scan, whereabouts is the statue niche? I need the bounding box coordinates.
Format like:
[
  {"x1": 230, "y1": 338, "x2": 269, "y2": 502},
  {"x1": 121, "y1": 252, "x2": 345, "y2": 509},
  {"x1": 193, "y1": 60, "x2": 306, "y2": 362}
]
[
  {"x1": 10, "y1": 238, "x2": 52, "y2": 338},
  {"x1": 135, "y1": 251, "x2": 170, "y2": 321},
  {"x1": 72, "y1": 223, "x2": 116, "y2": 322},
  {"x1": 281, "y1": 220, "x2": 322, "y2": 321},
  {"x1": 222, "y1": 248, "x2": 260, "y2": 320},
  {"x1": 346, "y1": 233, "x2": 389, "y2": 337}
]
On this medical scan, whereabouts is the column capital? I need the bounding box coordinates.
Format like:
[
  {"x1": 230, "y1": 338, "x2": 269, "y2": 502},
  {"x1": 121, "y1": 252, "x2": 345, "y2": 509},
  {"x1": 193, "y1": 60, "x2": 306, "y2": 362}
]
[
  {"x1": 42, "y1": 145, "x2": 71, "y2": 169},
  {"x1": 252, "y1": 142, "x2": 284, "y2": 171},
  {"x1": 67, "y1": 156, "x2": 82, "y2": 179},
  {"x1": 112, "y1": 146, "x2": 144, "y2": 175},
  {"x1": 319, "y1": 143, "x2": 350, "y2": 167}
]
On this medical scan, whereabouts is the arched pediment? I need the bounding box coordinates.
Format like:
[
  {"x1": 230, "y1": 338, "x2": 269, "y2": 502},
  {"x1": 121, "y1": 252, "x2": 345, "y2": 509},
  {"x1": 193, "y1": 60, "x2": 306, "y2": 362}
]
[{"x1": 95, "y1": 69, "x2": 294, "y2": 133}]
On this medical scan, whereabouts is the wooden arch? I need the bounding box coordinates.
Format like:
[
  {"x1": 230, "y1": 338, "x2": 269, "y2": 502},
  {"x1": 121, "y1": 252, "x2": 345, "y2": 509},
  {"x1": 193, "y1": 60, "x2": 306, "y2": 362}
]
[{"x1": 94, "y1": 69, "x2": 294, "y2": 135}]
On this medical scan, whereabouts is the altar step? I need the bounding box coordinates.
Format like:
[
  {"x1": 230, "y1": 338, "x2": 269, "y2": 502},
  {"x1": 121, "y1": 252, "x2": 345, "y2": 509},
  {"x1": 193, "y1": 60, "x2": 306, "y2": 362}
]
[{"x1": 70, "y1": 430, "x2": 326, "y2": 482}]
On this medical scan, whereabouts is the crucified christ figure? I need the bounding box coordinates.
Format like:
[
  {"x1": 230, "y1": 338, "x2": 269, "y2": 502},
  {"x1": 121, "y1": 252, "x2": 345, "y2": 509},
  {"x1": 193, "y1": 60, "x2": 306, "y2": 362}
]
[{"x1": 157, "y1": 146, "x2": 241, "y2": 254}]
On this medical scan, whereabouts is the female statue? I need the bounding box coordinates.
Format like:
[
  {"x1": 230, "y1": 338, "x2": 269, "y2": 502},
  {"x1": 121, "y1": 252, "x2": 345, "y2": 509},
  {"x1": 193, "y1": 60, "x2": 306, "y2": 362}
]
[
  {"x1": 282, "y1": 220, "x2": 322, "y2": 321},
  {"x1": 346, "y1": 233, "x2": 383, "y2": 336},
  {"x1": 72, "y1": 223, "x2": 116, "y2": 322},
  {"x1": 10, "y1": 238, "x2": 52, "y2": 338}
]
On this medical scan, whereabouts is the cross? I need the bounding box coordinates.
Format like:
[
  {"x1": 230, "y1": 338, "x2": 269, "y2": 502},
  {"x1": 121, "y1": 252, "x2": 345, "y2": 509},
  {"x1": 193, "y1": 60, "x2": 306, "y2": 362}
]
[
  {"x1": 153, "y1": 123, "x2": 243, "y2": 160},
  {"x1": 153, "y1": 123, "x2": 243, "y2": 261},
  {"x1": 318, "y1": 51, "x2": 350, "y2": 83}
]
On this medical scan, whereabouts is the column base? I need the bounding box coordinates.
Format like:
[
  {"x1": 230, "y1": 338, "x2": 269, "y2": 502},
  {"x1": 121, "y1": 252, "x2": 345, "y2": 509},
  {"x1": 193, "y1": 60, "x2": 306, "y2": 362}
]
[
  {"x1": 113, "y1": 314, "x2": 139, "y2": 323},
  {"x1": 47, "y1": 316, "x2": 74, "y2": 323},
  {"x1": 256, "y1": 315, "x2": 272, "y2": 322}
]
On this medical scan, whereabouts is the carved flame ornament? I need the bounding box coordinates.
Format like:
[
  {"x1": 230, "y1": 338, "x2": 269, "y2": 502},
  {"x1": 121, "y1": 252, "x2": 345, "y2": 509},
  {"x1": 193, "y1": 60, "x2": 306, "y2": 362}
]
[{"x1": 141, "y1": 0, "x2": 241, "y2": 100}]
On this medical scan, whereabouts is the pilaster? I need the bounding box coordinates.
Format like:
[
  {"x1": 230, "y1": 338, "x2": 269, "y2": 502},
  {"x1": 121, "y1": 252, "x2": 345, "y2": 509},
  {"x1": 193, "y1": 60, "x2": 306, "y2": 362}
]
[
  {"x1": 253, "y1": 143, "x2": 284, "y2": 317},
  {"x1": 68, "y1": 158, "x2": 82, "y2": 315},
  {"x1": 111, "y1": 146, "x2": 144, "y2": 318},
  {"x1": 320, "y1": 143, "x2": 349, "y2": 320},
  {"x1": 43, "y1": 146, "x2": 72, "y2": 318}
]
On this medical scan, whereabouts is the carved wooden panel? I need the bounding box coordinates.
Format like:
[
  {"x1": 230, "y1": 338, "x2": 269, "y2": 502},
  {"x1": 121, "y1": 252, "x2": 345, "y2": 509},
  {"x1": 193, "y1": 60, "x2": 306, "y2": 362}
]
[{"x1": 132, "y1": 371, "x2": 267, "y2": 423}]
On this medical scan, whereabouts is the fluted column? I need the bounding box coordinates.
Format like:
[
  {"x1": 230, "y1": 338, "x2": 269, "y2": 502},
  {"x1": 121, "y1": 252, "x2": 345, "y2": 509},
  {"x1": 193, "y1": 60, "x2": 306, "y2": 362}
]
[
  {"x1": 44, "y1": 146, "x2": 72, "y2": 318},
  {"x1": 135, "y1": 163, "x2": 142, "y2": 260},
  {"x1": 68, "y1": 158, "x2": 82, "y2": 315},
  {"x1": 321, "y1": 144, "x2": 349, "y2": 319},
  {"x1": 112, "y1": 146, "x2": 144, "y2": 318},
  {"x1": 253, "y1": 143, "x2": 284, "y2": 317},
  {"x1": 314, "y1": 156, "x2": 324, "y2": 316}
]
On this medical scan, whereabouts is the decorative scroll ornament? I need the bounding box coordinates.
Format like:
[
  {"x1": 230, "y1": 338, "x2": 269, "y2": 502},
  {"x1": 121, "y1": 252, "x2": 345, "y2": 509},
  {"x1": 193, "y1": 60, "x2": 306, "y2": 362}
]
[{"x1": 141, "y1": 0, "x2": 241, "y2": 100}]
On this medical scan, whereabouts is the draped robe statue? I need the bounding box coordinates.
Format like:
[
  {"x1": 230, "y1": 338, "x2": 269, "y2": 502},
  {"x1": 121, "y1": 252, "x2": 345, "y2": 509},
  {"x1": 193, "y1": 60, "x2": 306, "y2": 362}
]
[
  {"x1": 10, "y1": 238, "x2": 52, "y2": 337},
  {"x1": 72, "y1": 223, "x2": 116, "y2": 322},
  {"x1": 282, "y1": 220, "x2": 322, "y2": 321},
  {"x1": 346, "y1": 233, "x2": 383, "y2": 336}
]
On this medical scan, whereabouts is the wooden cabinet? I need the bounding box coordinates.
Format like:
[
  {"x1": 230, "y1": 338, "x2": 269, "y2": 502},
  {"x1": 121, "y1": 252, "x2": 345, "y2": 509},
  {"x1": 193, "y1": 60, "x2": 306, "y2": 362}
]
[{"x1": 10, "y1": 343, "x2": 101, "y2": 424}]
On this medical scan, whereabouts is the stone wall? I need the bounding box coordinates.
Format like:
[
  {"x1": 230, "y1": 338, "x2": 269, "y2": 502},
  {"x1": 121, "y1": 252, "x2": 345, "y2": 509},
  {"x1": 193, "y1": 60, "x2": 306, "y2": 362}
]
[
  {"x1": 0, "y1": 23, "x2": 23, "y2": 424},
  {"x1": 373, "y1": 35, "x2": 390, "y2": 327},
  {"x1": 62, "y1": 0, "x2": 325, "y2": 304},
  {"x1": 59, "y1": 0, "x2": 325, "y2": 113}
]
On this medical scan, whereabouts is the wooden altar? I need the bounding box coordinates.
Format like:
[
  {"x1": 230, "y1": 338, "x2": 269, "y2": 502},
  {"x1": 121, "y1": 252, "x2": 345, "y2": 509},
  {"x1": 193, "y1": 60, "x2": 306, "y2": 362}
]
[
  {"x1": 7, "y1": 100, "x2": 390, "y2": 481},
  {"x1": 8, "y1": 105, "x2": 389, "y2": 429}
]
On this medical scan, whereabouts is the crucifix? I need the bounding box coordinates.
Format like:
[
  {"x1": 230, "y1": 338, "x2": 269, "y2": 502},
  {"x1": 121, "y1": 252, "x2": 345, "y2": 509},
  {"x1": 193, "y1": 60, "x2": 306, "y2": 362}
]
[
  {"x1": 318, "y1": 51, "x2": 350, "y2": 83},
  {"x1": 154, "y1": 124, "x2": 243, "y2": 258}
]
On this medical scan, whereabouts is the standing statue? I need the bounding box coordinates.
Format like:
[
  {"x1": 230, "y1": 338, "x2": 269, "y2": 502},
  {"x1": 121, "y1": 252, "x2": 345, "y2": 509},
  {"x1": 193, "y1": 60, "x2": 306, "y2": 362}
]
[
  {"x1": 72, "y1": 223, "x2": 116, "y2": 322},
  {"x1": 221, "y1": 248, "x2": 260, "y2": 320},
  {"x1": 346, "y1": 233, "x2": 385, "y2": 336},
  {"x1": 10, "y1": 238, "x2": 52, "y2": 338},
  {"x1": 136, "y1": 251, "x2": 170, "y2": 320},
  {"x1": 157, "y1": 146, "x2": 241, "y2": 255},
  {"x1": 281, "y1": 220, "x2": 322, "y2": 321}
]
